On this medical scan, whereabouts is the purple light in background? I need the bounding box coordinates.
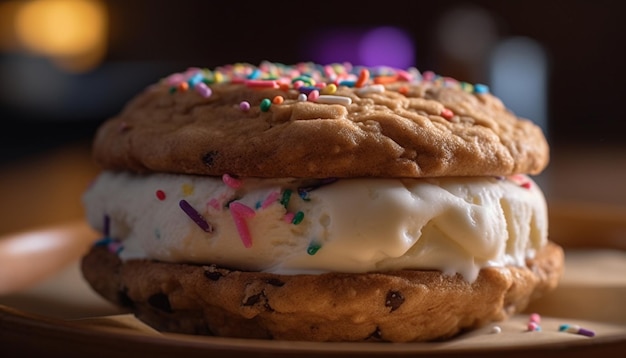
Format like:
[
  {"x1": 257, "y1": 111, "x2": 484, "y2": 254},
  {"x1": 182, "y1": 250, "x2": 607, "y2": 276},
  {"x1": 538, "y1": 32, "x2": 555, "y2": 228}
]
[
  {"x1": 306, "y1": 30, "x2": 363, "y2": 65},
  {"x1": 304, "y1": 26, "x2": 415, "y2": 67},
  {"x1": 359, "y1": 27, "x2": 414, "y2": 68}
]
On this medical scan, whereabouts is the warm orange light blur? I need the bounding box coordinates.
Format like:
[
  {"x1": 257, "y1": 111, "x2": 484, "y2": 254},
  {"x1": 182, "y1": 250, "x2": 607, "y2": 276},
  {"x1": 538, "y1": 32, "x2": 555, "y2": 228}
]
[
  {"x1": 13, "y1": 0, "x2": 107, "y2": 72},
  {"x1": 0, "y1": 2, "x2": 22, "y2": 51}
]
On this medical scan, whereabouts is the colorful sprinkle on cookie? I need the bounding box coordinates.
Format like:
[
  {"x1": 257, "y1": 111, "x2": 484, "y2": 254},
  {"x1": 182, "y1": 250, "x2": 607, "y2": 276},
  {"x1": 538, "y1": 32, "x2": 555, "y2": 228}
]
[
  {"x1": 163, "y1": 61, "x2": 492, "y2": 106},
  {"x1": 474, "y1": 83, "x2": 489, "y2": 94},
  {"x1": 441, "y1": 108, "x2": 454, "y2": 120},
  {"x1": 239, "y1": 101, "x2": 251, "y2": 111},
  {"x1": 260, "y1": 98, "x2": 272, "y2": 112}
]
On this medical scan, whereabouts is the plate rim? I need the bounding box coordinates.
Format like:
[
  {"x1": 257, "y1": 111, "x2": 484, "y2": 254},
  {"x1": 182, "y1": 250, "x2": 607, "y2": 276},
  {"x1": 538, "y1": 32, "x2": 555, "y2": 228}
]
[{"x1": 2, "y1": 304, "x2": 626, "y2": 358}]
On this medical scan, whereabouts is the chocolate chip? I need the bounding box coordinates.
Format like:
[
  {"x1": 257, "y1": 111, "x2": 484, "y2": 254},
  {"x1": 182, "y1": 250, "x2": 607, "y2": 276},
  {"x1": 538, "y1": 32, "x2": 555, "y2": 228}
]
[
  {"x1": 243, "y1": 293, "x2": 261, "y2": 306},
  {"x1": 242, "y1": 291, "x2": 273, "y2": 311},
  {"x1": 148, "y1": 293, "x2": 173, "y2": 313},
  {"x1": 202, "y1": 151, "x2": 218, "y2": 166},
  {"x1": 204, "y1": 270, "x2": 223, "y2": 281},
  {"x1": 265, "y1": 278, "x2": 285, "y2": 287},
  {"x1": 116, "y1": 287, "x2": 134, "y2": 308},
  {"x1": 385, "y1": 290, "x2": 405, "y2": 312},
  {"x1": 366, "y1": 326, "x2": 383, "y2": 341}
]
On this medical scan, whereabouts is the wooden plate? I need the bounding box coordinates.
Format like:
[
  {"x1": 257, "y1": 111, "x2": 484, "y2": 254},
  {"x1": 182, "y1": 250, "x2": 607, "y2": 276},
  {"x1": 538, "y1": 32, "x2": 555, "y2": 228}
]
[{"x1": 0, "y1": 202, "x2": 625, "y2": 357}]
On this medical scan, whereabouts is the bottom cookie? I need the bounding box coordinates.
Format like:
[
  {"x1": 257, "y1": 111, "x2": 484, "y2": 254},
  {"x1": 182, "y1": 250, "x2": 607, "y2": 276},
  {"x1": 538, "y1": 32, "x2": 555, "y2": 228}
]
[{"x1": 81, "y1": 242, "x2": 563, "y2": 342}]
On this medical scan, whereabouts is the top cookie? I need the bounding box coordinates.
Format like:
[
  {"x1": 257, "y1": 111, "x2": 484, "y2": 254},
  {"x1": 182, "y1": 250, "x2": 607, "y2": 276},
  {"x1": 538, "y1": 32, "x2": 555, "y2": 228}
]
[{"x1": 92, "y1": 62, "x2": 549, "y2": 178}]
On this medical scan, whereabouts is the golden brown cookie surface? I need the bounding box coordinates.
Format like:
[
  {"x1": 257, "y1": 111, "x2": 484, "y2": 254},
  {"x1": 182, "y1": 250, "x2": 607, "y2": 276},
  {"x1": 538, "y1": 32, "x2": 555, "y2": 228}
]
[
  {"x1": 92, "y1": 63, "x2": 549, "y2": 178},
  {"x1": 81, "y1": 241, "x2": 563, "y2": 342}
]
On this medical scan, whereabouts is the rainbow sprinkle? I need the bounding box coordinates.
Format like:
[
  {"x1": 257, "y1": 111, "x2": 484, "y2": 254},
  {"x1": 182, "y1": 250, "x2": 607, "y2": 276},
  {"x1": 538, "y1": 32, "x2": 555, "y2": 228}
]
[
  {"x1": 229, "y1": 202, "x2": 256, "y2": 248},
  {"x1": 283, "y1": 212, "x2": 295, "y2": 223},
  {"x1": 94, "y1": 237, "x2": 123, "y2": 254},
  {"x1": 355, "y1": 68, "x2": 370, "y2": 88},
  {"x1": 260, "y1": 98, "x2": 272, "y2": 112},
  {"x1": 245, "y1": 79, "x2": 278, "y2": 88},
  {"x1": 280, "y1": 189, "x2": 292, "y2": 208},
  {"x1": 321, "y1": 83, "x2": 337, "y2": 94},
  {"x1": 272, "y1": 95, "x2": 284, "y2": 104},
  {"x1": 529, "y1": 313, "x2": 541, "y2": 324},
  {"x1": 559, "y1": 324, "x2": 595, "y2": 337},
  {"x1": 207, "y1": 198, "x2": 221, "y2": 210},
  {"x1": 357, "y1": 84, "x2": 385, "y2": 95},
  {"x1": 164, "y1": 61, "x2": 491, "y2": 113},
  {"x1": 316, "y1": 95, "x2": 352, "y2": 106},
  {"x1": 239, "y1": 101, "x2": 251, "y2": 111},
  {"x1": 527, "y1": 312, "x2": 542, "y2": 331},
  {"x1": 222, "y1": 173, "x2": 242, "y2": 189},
  {"x1": 307, "y1": 241, "x2": 321, "y2": 255},
  {"x1": 155, "y1": 190, "x2": 166, "y2": 200},
  {"x1": 179, "y1": 199, "x2": 213, "y2": 233},
  {"x1": 94, "y1": 214, "x2": 124, "y2": 253},
  {"x1": 181, "y1": 183, "x2": 194, "y2": 196},
  {"x1": 474, "y1": 83, "x2": 489, "y2": 94},
  {"x1": 292, "y1": 211, "x2": 305, "y2": 225},
  {"x1": 440, "y1": 108, "x2": 455, "y2": 120},
  {"x1": 307, "y1": 89, "x2": 320, "y2": 102},
  {"x1": 260, "y1": 191, "x2": 280, "y2": 209},
  {"x1": 194, "y1": 82, "x2": 212, "y2": 98},
  {"x1": 508, "y1": 174, "x2": 532, "y2": 189},
  {"x1": 527, "y1": 321, "x2": 541, "y2": 332}
]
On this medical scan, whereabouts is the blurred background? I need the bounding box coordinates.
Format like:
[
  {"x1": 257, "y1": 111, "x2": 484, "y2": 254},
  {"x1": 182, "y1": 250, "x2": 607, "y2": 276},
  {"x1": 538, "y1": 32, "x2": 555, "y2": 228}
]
[{"x1": 0, "y1": 0, "x2": 625, "y2": 235}]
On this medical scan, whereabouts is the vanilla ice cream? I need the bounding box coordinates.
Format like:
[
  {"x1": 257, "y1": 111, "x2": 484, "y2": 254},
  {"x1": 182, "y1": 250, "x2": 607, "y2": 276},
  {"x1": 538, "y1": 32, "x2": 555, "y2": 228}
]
[{"x1": 83, "y1": 173, "x2": 547, "y2": 282}]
